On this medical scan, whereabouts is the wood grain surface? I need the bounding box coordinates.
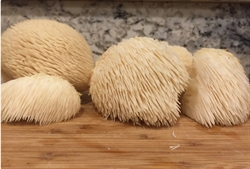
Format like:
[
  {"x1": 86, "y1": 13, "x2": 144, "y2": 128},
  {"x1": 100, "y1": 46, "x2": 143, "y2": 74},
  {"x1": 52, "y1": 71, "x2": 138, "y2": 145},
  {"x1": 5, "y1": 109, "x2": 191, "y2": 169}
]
[{"x1": 1, "y1": 96, "x2": 250, "y2": 169}]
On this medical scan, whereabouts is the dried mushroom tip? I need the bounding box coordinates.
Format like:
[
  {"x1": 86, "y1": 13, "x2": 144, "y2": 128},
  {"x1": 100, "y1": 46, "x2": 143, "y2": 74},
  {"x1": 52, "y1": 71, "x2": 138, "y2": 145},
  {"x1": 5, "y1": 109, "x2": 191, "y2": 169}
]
[
  {"x1": 1, "y1": 73, "x2": 81, "y2": 125},
  {"x1": 89, "y1": 37, "x2": 189, "y2": 127},
  {"x1": 161, "y1": 42, "x2": 193, "y2": 77},
  {"x1": 181, "y1": 48, "x2": 250, "y2": 128},
  {"x1": 1, "y1": 19, "x2": 94, "y2": 92}
]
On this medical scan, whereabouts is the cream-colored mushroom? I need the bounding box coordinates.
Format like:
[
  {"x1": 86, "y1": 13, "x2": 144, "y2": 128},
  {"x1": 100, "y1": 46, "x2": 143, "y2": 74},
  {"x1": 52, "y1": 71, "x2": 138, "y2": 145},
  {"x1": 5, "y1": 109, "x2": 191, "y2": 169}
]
[
  {"x1": 89, "y1": 37, "x2": 189, "y2": 126},
  {"x1": 181, "y1": 48, "x2": 250, "y2": 127},
  {"x1": 1, "y1": 19, "x2": 94, "y2": 92},
  {"x1": 168, "y1": 46, "x2": 193, "y2": 76},
  {"x1": 1, "y1": 74, "x2": 81, "y2": 125},
  {"x1": 161, "y1": 42, "x2": 193, "y2": 76}
]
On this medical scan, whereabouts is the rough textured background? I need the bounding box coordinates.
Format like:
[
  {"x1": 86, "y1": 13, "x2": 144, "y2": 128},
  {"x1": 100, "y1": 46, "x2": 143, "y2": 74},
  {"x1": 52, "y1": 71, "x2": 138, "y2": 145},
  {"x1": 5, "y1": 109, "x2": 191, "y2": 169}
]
[{"x1": 1, "y1": 0, "x2": 250, "y2": 80}]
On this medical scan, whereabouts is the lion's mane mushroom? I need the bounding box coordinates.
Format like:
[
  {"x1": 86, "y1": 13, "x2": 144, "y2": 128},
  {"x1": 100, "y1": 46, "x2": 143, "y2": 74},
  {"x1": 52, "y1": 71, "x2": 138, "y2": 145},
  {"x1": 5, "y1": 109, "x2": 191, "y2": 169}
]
[
  {"x1": 181, "y1": 48, "x2": 250, "y2": 127},
  {"x1": 168, "y1": 45, "x2": 193, "y2": 77},
  {"x1": 161, "y1": 42, "x2": 193, "y2": 77},
  {"x1": 1, "y1": 74, "x2": 81, "y2": 125},
  {"x1": 89, "y1": 37, "x2": 189, "y2": 127},
  {"x1": 1, "y1": 19, "x2": 94, "y2": 92}
]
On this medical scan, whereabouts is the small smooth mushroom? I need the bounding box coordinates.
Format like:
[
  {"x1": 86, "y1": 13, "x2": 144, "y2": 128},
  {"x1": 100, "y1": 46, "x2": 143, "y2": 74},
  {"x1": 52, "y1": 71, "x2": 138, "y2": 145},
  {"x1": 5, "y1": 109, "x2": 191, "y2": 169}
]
[
  {"x1": 181, "y1": 48, "x2": 250, "y2": 127},
  {"x1": 1, "y1": 74, "x2": 81, "y2": 125},
  {"x1": 89, "y1": 37, "x2": 189, "y2": 127},
  {"x1": 1, "y1": 19, "x2": 94, "y2": 92}
]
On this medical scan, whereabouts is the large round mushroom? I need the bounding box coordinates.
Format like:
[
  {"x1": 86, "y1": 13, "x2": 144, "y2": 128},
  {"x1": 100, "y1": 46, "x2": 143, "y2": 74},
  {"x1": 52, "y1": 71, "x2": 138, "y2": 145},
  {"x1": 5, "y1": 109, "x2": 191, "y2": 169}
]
[
  {"x1": 181, "y1": 48, "x2": 250, "y2": 127},
  {"x1": 89, "y1": 37, "x2": 189, "y2": 126},
  {"x1": 1, "y1": 19, "x2": 94, "y2": 92}
]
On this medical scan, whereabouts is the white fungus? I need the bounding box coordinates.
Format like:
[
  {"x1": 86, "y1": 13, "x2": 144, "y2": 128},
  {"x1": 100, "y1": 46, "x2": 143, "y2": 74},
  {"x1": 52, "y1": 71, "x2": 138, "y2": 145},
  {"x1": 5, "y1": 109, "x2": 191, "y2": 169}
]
[
  {"x1": 89, "y1": 37, "x2": 189, "y2": 127},
  {"x1": 161, "y1": 42, "x2": 193, "y2": 77},
  {"x1": 181, "y1": 48, "x2": 250, "y2": 127},
  {"x1": 1, "y1": 19, "x2": 94, "y2": 92},
  {"x1": 167, "y1": 45, "x2": 193, "y2": 77},
  {"x1": 1, "y1": 73, "x2": 81, "y2": 125}
]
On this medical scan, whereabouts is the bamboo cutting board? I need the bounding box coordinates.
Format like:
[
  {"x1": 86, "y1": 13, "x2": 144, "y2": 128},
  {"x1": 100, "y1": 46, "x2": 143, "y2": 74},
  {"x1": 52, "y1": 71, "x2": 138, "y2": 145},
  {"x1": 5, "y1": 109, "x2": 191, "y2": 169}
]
[{"x1": 1, "y1": 97, "x2": 250, "y2": 169}]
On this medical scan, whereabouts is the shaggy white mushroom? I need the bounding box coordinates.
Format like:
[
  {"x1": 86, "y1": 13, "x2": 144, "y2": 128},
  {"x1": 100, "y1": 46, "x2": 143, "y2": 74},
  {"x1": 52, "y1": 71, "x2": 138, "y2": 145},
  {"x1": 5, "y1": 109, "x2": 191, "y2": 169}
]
[
  {"x1": 89, "y1": 37, "x2": 189, "y2": 126},
  {"x1": 1, "y1": 19, "x2": 94, "y2": 92},
  {"x1": 167, "y1": 45, "x2": 193, "y2": 77},
  {"x1": 160, "y1": 42, "x2": 193, "y2": 76},
  {"x1": 181, "y1": 48, "x2": 250, "y2": 127},
  {"x1": 1, "y1": 74, "x2": 81, "y2": 125}
]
